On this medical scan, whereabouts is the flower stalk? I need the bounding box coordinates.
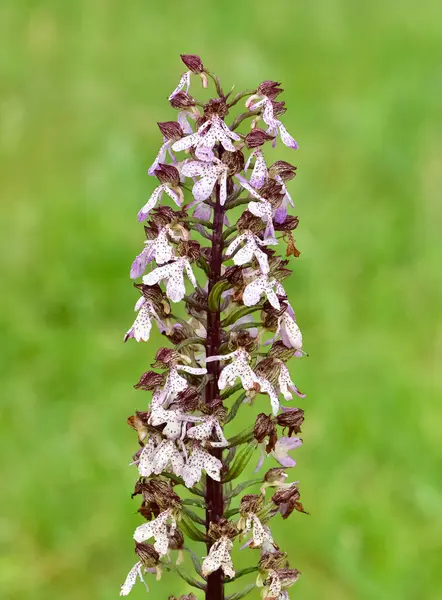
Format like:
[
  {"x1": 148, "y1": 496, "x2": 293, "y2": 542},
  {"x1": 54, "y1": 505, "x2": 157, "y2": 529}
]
[{"x1": 121, "y1": 55, "x2": 307, "y2": 600}]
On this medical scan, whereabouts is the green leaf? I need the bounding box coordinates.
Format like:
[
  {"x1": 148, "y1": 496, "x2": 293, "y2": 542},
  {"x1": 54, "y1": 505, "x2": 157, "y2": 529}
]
[
  {"x1": 161, "y1": 473, "x2": 205, "y2": 497},
  {"x1": 180, "y1": 514, "x2": 208, "y2": 543},
  {"x1": 161, "y1": 562, "x2": 206, "y2": 590},
  {"x1": 224, "y1": 506, "x2": 240, "y2": 519},
  {"x1": 226, "y1": 584, "x2": 256, "y2": 600},
  {"x1": 227, "y1": 426, "x2": 255, "y2": 448},
  {"x1": 226, "y1": 566, "x2": 259, "y2": 583},
  {"x1": 182, "y1": 506, "x2": 206, "y2": 526},
  {"x1": 175, "y1": 337, "x2": 206, "y2": 351},
  {"x1": 226, "y1": 392, "x2": 247, "y2": 423},
  {"x1": 184, "y1": 546, "x2": 204, "y2": 576},
  {"x1": 208, "y1": 280, "x2": 231, "y2": 312},
  {"x1": 221, "y1": 305, "x2": 263, "y2": 327},
  {"x1": 221, "y1": 383, "x2": 242, "y2": 400},
  {"x1": 225, "y1": 478, "x2": 262, "y2": 499},
  {"x1": 223, "y1": 442, "x2": 256, "y2": 482},
  {"x1": 182, "y1": 498, "x2": 206, "y2": 508}
]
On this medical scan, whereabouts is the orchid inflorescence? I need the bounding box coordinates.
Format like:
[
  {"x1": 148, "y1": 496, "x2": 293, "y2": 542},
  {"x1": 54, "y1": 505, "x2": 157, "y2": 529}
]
[{"x1": 121, "y1": 54, "x2": 307, "y2": 600}]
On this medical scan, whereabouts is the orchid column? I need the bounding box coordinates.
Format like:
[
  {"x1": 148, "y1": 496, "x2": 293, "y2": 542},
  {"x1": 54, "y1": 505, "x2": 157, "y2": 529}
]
[{"x1": 122, "y1": 55, "x2": 307, "y2": 600}]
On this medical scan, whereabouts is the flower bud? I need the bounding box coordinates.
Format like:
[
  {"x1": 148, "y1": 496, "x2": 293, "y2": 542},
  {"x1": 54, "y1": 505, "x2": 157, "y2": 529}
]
[
  {"x1": 207, "y1": 518, "x2": 238, "y2": 541},
  {"x1": 254, "y1": 357, "x2": 280, "y2": 385},
  {"x1": 271, "y1": 100, "x2": 286, "y2": 116},
  {"x1": 168, "y1": 527, "x2": 184, "y2": 550},
  {"x1": 224, "y1": 265, "x2": 244, "y2": 285},
  {"x1": 272, "y1": 483, "x2": 306, "y2": 518},
  {"x1": 154, "y1": 164, "x2": 180, "y2": 186},
  {"x1": 237, "y1": 211, "x2": 265, "y2": 235},
  {"x1": 268, "y1": 342, "x2": 297, "y2": 362},
  {"x1": 244, "y1": 128, "x2": 275, "y2": 148},
  {"x1": 259, "y1": 551, "x2": 288, "y2": 573},
  {"x1": 274, "y1": 215, "x2": 299, "y2": 232},
  {"x1": 170, "y1": 91, "x2": 195, "y2": 109},
  {"x1": 278, "y1": 568, "x2": 301, "y2": 588},
  {"x1": 258, "y1": 81, "x2": 283, "y2": 99},
  {"x1": 264, "y1": 467, "x2": 289, "y2": 487},
  {"x1": 228, "y1": 330, "x2": 257, "y2": 353},
  {"x1": 240, "y1": 493, "x2": 264, "y2": 516},
  {"x1": 173, "y1": 387, "x2": 201, "y2": 412},
  {"x1": 157, "y1": 121, "x2": 184, "y2": 141},
  {"x1": 268, "y1": 160, "x2": 297, "y2": 182},
  {"x1": 134, "y1": 370, "x2": 165, "y2": 390},
  {"x1": 276, "y1": 408, "x2": 304, "y2": 436},
  {"x1": 180, "y1": 54, "x2": 204, "y2": 73},
  {"x1": 178, "y1": 239, "x2": 201, "y2": 260},
  {"x1": 152, "y1": 347, "x2": 182, "y2": 367},
  {"x1": 135, "y1": 542, "x2": 160, "y2": 568},
  {"x1": 127, "y1": 411, "x2": 150, "y2": 442},
  {"x1": 260, "y1": 179, "x2": 285, "y2": 205},
  {"x1": 163, "y1": 323, "x2": 187, "y2": 345},
  {"x1": 203, "y1": 98, "x2": 228, "y2": 118},
  {"x1": 254, "y1": 413, "x2": 278, "y2": 453},
  {"x1": 134, "y1": 283, "x2": 171, "y2": 318},
  {"x1": 222, "y1": 149, "x2": 245, "y2": 175}
]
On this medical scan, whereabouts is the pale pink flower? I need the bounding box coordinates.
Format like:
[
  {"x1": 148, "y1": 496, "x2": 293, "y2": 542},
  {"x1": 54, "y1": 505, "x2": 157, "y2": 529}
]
[
  {"x1": 124, "y1": 297, "x2": 163, "y2": 342},
  {"x1": 137, "y1": 184, "x2": 182, "y2": 222},
  {"x1": 186, "y1": 415, "x2": 228, "y2": 447},
  {"x1": 236, "y1": 175, "x2": 276, "y2": 241},
  {"x1": 172, "y1": 115, "x2": 240, "y2": 161},
  {"x1": 202, "y1": 537, "x2": 235, "y2": 579},
  {"x1": 120, "y1": 561, "x2": 149, "y2": 596},
  {"x1": 130, "y1": 226, "x2": 180, "y2": 278},
  {"x1": 181, "y1": 442, "x2": 223, "y2": 487},
  {"x1": 142, "y1": 257, "x2": 197, "y2": 303},
  {"x1": 243, "y1": 274, "x2": 286, "y2": 310},
  {"x1": 256, "y1": 437, "x2": 302, "y2": 471},
  {"x1": 133, "y1": 509, "x2": 176, "y2": 556},
  {"x1": 265, "y1": 309, "x2": 303, "y2": 353},
  {"x1": 244, "y1": 148, "x2": 268, "y2": 189},
  {"x1": 206, "y1": 348, "x2": 259, "y2": 391},
  {"x1": 181, "y1": 158, "x2": 229, "y2": 205},
  {"x1": 226, "y1": 230, "x2": 277, "y2": 274},
  {"x1": 278, "y1": 363, "x2": 305, "y2": 400}
]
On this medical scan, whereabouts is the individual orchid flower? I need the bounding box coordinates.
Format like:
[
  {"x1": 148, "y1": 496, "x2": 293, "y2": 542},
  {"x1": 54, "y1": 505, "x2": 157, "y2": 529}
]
[
  {"x1": 172, "y1": 115, "x2": 240, "y2": 161},
  {"x1": 278, "y1": 363, "x2": 306, "y2": 400},
  {"x1": 169, "y1": 55, "x2": 208, "y2": 101},
  {"x1": 244, "y1": 148, "x2": 268, "y2": 189},
  {"x1": 202, "y1": 537, "x2": 235, "y2": 579},
  {"x1": 181, "y1": 159, "x2": 229, "y2": 205},
  {"x1": 273, "y1": 175, "x2": 294, "y2": 224},
  {"x1": 130, "y1": 226, "x2": 180, "y2": 278},
  {"x1": 262, "y1": 568, "x2": 301, "y2": 600},
  {"x1": 137, "y1": 434, "x2": 161, "y2": 477},
  {"x1": 246, "y1": 93, "x2": 298, "y2": 150},
  {"x1": 243, "y1": 274, "x2": 286, "y2": 310},
  {"x1": 236, "y1": 174, "x2": 276, "y2": 241},
  {"x1": 156, "y1": 362, "x2": 207, "y2": 406},
  {"x1": 142, "y1": 257, "x2": 197, "y2": 303},
  {"x1": 206, "y1": 349, "x2": 259, "y2": 392},
  {"x1": 120, "y1": 561, "x2": 149, "y2": 596},
  {"x1": 133, "y1": 509, "x2": 176, "y2": 556},
  {"x1": 243, "y1": 513, "x2": 272, "y2": 548},
  {"x1": 177, "y1": 108, "x2": 197, "y2": 134},
  {"x1": 149, "y1": 405, "x2": 203, "y2": 440},
  {"x1": 181, "y1": 441, "x2": 223, "y2": 488},
  {"x1": 251, "y1": 374, "x2": 280, "y2": 416},
  {"x1": 124, "y1": 297, "x2": 164, "y2": 342},
  {"x1": 138, "y1": 183, "x2": 182, "y2": 222},
  {"x1": 265, "y1": 308, "x2": 303, "y2": 353},
  {"x1": 226, "y1": 230, "x2": 277, "y2": 274},
  {"x1": 256, "y1": 437, "x2": 302, "y2": 471},
  {"x1": 186, "y1": 415, "x2": 228, "y2": 447},
  {"x1": 193, "y1": 202, "x2": 229, "y2": 227},
  {"x1": 148, "y1": 139, "x2": 177, "y2": 176}
]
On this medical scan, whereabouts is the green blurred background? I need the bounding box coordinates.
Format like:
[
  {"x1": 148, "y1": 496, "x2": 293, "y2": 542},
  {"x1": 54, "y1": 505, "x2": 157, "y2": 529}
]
[{"x1": 1, "y1": 1, "x2": 441, "y2": 599}]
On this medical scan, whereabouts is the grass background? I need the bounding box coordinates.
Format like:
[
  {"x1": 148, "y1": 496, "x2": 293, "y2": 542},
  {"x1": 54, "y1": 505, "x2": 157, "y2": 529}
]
[{"x1": 1, "y1": 1, "x2": 441, "y2": 599}]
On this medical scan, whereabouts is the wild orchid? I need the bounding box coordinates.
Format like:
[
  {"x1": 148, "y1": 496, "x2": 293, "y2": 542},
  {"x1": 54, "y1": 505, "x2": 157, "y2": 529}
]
[{"x1": 122, "y1": 55, "x2": 307, "y2": 600}]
